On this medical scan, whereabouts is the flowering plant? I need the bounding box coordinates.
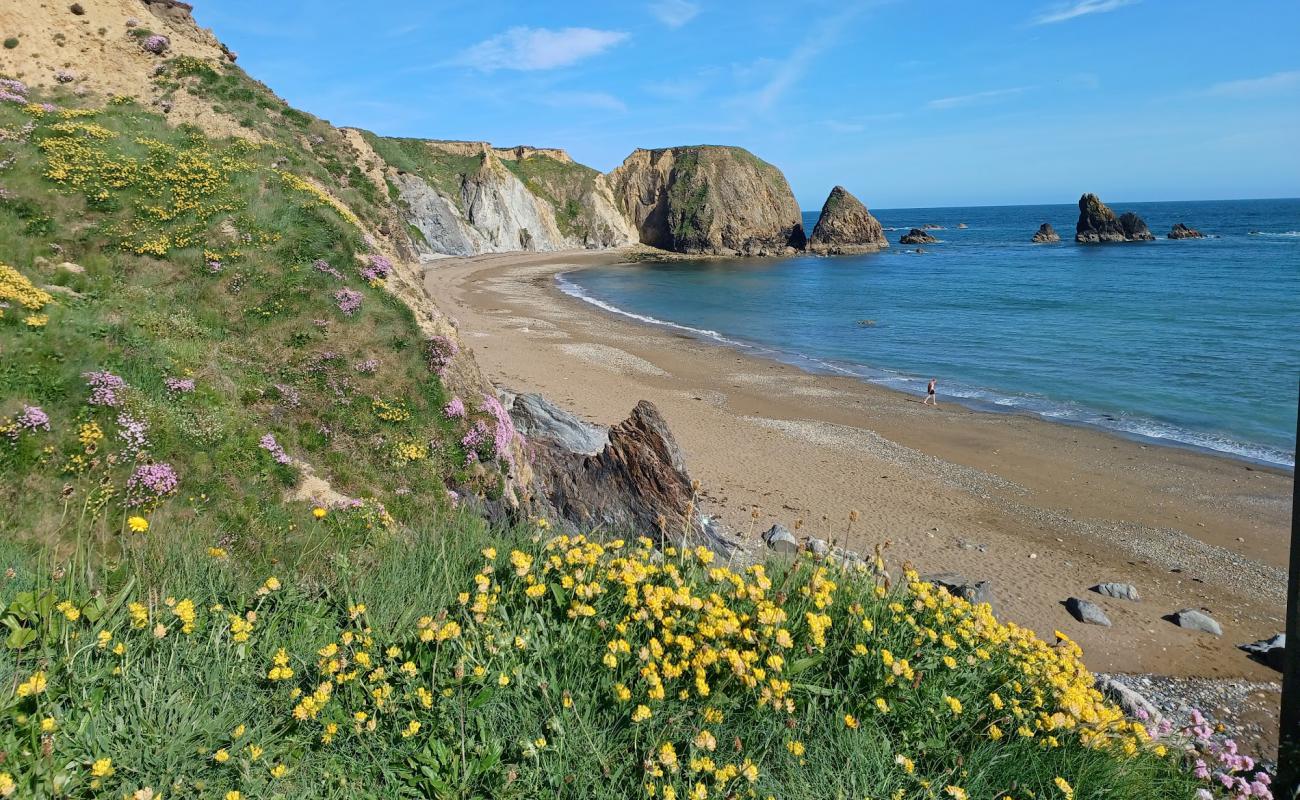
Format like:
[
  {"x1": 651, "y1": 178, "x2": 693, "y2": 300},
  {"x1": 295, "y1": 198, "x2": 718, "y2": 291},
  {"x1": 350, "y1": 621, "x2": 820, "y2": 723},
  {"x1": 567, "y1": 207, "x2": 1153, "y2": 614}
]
[
  {"x1": 126, "y1": 462, "x2": 178, "y2": 507},
  {"x1": 333, "y1": 288, "x2": 362, "y2": 316},
  {"x1": 141, "y1": 34, "x2": 170, "y2": 55}
]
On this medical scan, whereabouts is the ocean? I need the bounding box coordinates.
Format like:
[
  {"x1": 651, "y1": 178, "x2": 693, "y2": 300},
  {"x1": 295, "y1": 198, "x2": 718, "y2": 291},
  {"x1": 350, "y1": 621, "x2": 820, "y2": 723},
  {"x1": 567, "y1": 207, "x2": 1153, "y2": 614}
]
[{"x1": 558, "y1": 198, "x2": 1300, "y2": 468}]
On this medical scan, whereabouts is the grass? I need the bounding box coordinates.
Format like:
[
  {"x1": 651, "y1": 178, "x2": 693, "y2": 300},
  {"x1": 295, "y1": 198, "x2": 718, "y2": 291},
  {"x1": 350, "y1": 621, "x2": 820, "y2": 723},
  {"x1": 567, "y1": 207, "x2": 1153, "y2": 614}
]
[{"x1": 356, "y1": 134, "x2": 484, "y2": 213}]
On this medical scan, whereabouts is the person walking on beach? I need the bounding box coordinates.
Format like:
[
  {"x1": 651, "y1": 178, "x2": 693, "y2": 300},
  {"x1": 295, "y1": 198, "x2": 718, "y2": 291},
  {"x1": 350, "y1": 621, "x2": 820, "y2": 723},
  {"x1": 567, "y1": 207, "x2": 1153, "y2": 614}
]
[{"x1": 923, "y1": 377, "x2": 937, "y2": 406}]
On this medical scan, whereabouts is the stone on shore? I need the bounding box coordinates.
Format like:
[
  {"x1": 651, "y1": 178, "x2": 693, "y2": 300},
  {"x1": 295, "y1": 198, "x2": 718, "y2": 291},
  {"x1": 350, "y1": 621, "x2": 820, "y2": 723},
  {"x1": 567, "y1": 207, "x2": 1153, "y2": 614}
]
[
  {"x1": 1065, "y1": 596, "x2": 1112, "y2": 627},
  {"x1": 899, "y1": 228, "x2": 938, "y2": 245},
  {"x1": 1075, "y1": 193, "x2": 1154, "y2": 243},
  {"x1": 1168, "y1": 222, "x2": 1205, "y2": 239},
  {"x1": 1091, "y1": 582, "x2": 1140, "y2": 601},
  {"x1": 925, "y1": 573, "x2": 996, "y2": 615},
  {"x1": 1096, "y1": 676, "x2": 1164, "y2": 727},
  {"x1": 807, "y1": 185, "x2": 888, "y2": 254},
  {"x1": 1170, "y1": 608, "x2": 1223, "y2": 636},
  {"x1": 1238, "y1": 633, "x2": 1285, "y2": 670},
  {"x1": 761, "y1": 523, "x2": 799, "y2": 554},
  {"x1": 508, "y1": 392, "x2": 608, "y2": 455},
  {"x1": 1031, "y1": 223, "x2": 1060, "y2": 243}
]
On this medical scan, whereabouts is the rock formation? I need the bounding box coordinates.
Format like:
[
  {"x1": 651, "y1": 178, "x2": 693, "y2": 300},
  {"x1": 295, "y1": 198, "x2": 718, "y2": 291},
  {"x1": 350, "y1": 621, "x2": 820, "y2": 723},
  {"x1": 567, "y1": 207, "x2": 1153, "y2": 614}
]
[
  {"x1": 513, "y1": 396, "x2": 733, "y2": 553},
  {"x1": 1075, "y1": 194, "x2": 1155, "y2": 243},
  {"x1": 1032, "y1": 223, "x2": 1060, "y2": 243},
  {"x1": 367, "y1": 136, "x2": 636, "y2": 257},
  {"x1": 808, "y1": 186, "x2": 888, "y2": 254},
  {"x1": 1168, "y1": 222, "x2": 1205, "y2": 239},
  {"x1": 899, "y1": 228, "x2": 938, "y2": 245},
  {"x1": 1065, "y1": 597, "x2": 1112, "y2": 627},
  {"x1": 607, "y1": 146, "x2": 806, "y2": 256}
]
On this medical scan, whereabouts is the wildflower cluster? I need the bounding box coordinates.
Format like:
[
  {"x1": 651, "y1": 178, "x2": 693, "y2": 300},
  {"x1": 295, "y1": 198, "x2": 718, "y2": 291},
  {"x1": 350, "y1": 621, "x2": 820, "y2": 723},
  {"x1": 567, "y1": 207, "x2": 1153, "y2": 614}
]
[
  {"x1": 258, "y1": 433, "x2": 292, "y2": 466},
  {"x1": 333, "y1": 287, "x2": 362, "y2": 316},
  {"x1": 140, "y1": 34, "x2": 170, "y2": 55},
  {"x1": 83, "y1": 370, "x2": 127, "y2": 407},
  {"x1": 425, "y1": 335, "x2": 459, "y2": 377},
  {"x1": 359, "y1": 254, "x2": 391, "y2": 283},
  {"x1": 0, "y1": 78, "x2": 27, "y2": 105},
  {"x1": 163, "y1": 376, "x2": 196, "y2": 393},
  {"x1": 0, "y1": 263, "x2": 54, "y2": 327},
  {"x1": 125, "y1": 462, "x2": 179, "y2": 507}
]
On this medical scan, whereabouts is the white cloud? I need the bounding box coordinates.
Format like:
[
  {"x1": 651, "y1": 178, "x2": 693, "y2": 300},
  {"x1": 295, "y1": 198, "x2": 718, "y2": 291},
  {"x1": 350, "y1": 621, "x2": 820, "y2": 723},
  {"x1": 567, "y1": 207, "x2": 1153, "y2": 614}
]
[
  {"x1": 1203, "y1": 70, "x2": 1300, "y2": 98},
  {"x1": 538, "y1": 91, "x2": 628, "y2": 113},
  {"x1": 747, "y1": 3, "x2": 873, "y2": 112},
  {"x1": 1032, "y1": 0, "x2": 1136, "y2": 25},
  {"x1": 454, "y1": 27, "x2": 629, "y2": 72},
  {"x1": 927, "y1": 86, "x2": 1031, "y2": 110},
  {"x1": 649, "y1": 0, "x2": 700, "y2": 28}
]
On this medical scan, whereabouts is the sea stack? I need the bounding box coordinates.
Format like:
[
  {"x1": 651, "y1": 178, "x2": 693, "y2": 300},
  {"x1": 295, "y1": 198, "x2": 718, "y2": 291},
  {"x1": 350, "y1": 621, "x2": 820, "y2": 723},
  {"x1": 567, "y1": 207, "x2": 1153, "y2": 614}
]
[
  {"x1": 1032, "y1": 223, "x2": 1060, "y2": 243},
  {"x1": 1168, "y1": 222, "x2": 1205, "y2": 239},
  {"x1": 808, "y1": 186, "x2": 888, "y2": 254},
  {"x1": 607, "y1": 145, "x2": 806, "y2": 256},
  {"x1": 900, "y1": 228, "x2": 938, "y2": 245},
  {"x1": 1075, "y1": 193, "x2": 1155, "y2": 243}
]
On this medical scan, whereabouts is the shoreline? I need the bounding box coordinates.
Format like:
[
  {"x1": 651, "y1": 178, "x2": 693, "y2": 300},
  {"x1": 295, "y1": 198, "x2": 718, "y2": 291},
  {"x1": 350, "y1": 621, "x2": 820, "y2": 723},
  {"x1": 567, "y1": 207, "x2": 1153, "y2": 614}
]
[{"x1": 423, "y1": 247, "x2": 1292, "y2": 753}]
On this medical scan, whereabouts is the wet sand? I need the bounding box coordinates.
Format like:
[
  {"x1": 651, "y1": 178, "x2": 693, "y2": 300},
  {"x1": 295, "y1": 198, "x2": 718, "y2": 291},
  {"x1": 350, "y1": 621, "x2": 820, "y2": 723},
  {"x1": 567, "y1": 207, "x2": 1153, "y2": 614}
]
[{"x1": 423, "y1": 247, "x2": 1291, "y2": 691}]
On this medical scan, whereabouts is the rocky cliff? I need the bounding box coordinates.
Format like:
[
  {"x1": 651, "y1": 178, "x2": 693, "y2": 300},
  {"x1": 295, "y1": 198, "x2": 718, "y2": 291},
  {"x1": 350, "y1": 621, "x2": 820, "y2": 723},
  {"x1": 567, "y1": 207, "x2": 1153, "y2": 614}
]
[
  {"x1": 607, "y1": 146, "x2": 806, "y2": 256},
  {"x1": 808, "y1": 186, "x2": 888, "y2": 254},
  {"x1": 360, "y1": 134, "x2": 635, "y2": 257},
  {"x1": 1075, "y1": 193, "x2": 1155, "y2": 243},
  {"x1": 1032, "y1": 223, "x2": 1061, "y2": 243}
]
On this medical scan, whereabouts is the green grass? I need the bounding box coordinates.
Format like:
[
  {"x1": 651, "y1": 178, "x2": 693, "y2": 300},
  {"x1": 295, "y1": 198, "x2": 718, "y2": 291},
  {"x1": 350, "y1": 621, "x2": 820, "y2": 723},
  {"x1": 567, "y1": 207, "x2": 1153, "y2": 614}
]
[{"x1": 357, "y1": 133, "x2": 483, "y2": 212}]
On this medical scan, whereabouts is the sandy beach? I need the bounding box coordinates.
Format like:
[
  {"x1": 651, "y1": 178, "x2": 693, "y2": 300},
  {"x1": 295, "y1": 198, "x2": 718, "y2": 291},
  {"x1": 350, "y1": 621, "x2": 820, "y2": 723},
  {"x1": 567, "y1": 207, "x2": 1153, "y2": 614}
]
[{"x1": 423, "y1": 248, "x2": 1292, "y2": 744}]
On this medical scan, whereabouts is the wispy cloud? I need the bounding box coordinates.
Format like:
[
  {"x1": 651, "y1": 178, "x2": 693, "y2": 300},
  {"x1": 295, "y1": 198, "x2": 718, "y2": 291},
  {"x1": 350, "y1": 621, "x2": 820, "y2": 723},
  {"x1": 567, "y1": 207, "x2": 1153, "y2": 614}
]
[
  {"x1": 927, "y1": 86, "x2": 1031, "y2": 110},
  {"x1": 747, "y1": 2, "x2": 875, "y2": 113},
  {"x1": 454, "y1": 27, "x2": 629, "y2": 72},
  {"x1": 537, "y1": 91, "x2": 628, "y2": 113},
  {"x1": 1202, "y1": 70, "x2": 1300, "y2": 98},
  {"x1": 648, "y1": 0, "x2": 700, "y2": 28},
  {"x1": 1032, "y1": 0, "x2": 1136, "y2": 25}
]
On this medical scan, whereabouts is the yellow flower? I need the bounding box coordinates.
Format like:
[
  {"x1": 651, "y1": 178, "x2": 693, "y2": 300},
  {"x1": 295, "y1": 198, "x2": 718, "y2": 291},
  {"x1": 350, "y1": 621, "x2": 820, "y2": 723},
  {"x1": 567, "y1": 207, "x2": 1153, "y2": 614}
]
[
  {"x1": 844, "y1": 713, "x2": 859, "y2": 729},
  {"x1": 875, "y1": 697, "x2": 890, "y2": 713},
  {"x1": 632, "y1": 704, "x2": 652, "y2": 722},
  {"x1": 1054, "y1": 777, "x2": 1075, "y2": 799},
  {"x1": 270, "y1": 763, "x2": 288, "y2": 778},
  {"x1": 40, "y1": 717, "x2": 57, "y2": 733},
  {"x1": 213, "y1": 748, "x2": 230, "y2": 763},
  {"x1": 945, "y1": 788, "x2": 968, "y2": 800},
  {"x1": 262, "y1": 576, "x2": 281, "y2": 592},
  {"x1": 498, "y1": 673, "x2": 510, "y2": 686},
  {"x1": 944, "y1": 694, "x2": 963, "y2": 715},
  {"x1": 127, "y1": 516, "x2": 149, "y2": 533},
  {"x1": 226, "y1": 792, "x2": 242, "y2": 800},
  {"x1": 247, "y1": 744, "x2": 264, "y2": 761},
  {"x1": 895, "y1": 754, "x2": 915, "y2": 774},
  {"x1": 232, "y1": 724, "x2": 246, "y2": 738},
  {"x1": 312, "y1": 506, "x2": 327, "y2": 519},
  {"x1": 91, "y1": 758, "x2": 114, "y2": 778},
  {"x1": 15, "y1": 671, "x2": 47, "y2": 697},
  {"x1": 0, "y1": 772, "x2": 14, "y2": 798},
  {"x1": 208, "y1": 547, "x2": 228, "y2": 559},
  {"x1": 402, "y1": 720, "x2": 421, "y2": 738}
]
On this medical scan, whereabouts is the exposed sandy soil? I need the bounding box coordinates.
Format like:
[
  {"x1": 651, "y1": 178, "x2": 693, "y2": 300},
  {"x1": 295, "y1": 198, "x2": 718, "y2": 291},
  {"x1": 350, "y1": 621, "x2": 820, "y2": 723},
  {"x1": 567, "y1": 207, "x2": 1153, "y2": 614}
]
[{"x1": 423, "y1": 249, "x2": 1292, "y2": 696}]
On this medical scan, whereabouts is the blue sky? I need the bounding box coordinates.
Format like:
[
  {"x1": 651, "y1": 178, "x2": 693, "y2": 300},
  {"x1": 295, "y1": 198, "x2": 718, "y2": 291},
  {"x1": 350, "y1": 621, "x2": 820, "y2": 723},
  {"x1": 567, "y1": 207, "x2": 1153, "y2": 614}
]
[{"x1": 199, "y1": 0, "x2": 1299, "y2": 209}]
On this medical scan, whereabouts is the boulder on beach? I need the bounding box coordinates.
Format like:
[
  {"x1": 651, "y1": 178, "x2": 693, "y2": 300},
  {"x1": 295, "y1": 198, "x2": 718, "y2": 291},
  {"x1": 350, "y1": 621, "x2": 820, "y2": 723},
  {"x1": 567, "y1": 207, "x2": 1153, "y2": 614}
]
[
  {"x1": 1168, "y1": 222, "x2": 1205, "y2": 239},
  {"x1": 1032, "y1": 223, "x2": 1061, "y2": 243},
  {"x1": 899, "y1": 228, "x2": 938, "y2": 245},
  {"x1": 1075, "y1": 193, "x2": 1155, "y2": 243},
  {"x1": 808, "y1": 185, "x2": 889, "y2": 254},
  {"x1": 761, "y1": 523, "x2": 799, "y2": 554},
  {"x1": 1238, "y1": 633, "x2": 1285, "y2": 671},
  {"x1": 1091, "y1": 582, "x2": 1140, "y2": 601},
  {"x1": 925, "y1": 573, "x2": 996, "y2": 616},
  {"x1": 1065, "y1": 596, "x2": 1112, "y2": 627},
  {"x1": 1169, "y1": 608, "x2": 1222, "y2": 636}
]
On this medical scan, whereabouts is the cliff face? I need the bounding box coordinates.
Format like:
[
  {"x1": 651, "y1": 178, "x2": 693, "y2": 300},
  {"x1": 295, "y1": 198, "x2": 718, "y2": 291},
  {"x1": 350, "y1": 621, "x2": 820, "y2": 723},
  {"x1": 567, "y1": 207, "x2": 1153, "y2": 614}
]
[
  {"x1": 607, "y1": 146, "x2": 806, "y2": 256},
  {"x1": 361, "y1": 135, "x2": 635, "y2": 257},
  {"x1": 808, "y1": 186, "x2": 888, "y2": 254}
]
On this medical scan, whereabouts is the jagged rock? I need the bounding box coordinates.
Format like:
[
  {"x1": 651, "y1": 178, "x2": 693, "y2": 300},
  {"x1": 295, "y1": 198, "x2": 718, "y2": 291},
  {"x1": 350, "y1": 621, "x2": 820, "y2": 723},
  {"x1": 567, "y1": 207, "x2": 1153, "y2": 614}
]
[
  {"x1": 1168, "y1": 223, "x2": 1205, "y2": 240},
  {"x1": 607, "y1": 145, "x2": 806, "y2": 255},
  {"x1": 1091, "y1": 582, "x2": 1140, "y2": 601},
  {"x1": 1170, "y1": 608, "x2": 1222, "y2": 636},
  {"x1": 1096, "y1": 676, "x2": 1164, "y2": 726},
  {"x1": 1065, "y1": 597, "x2": 1112, "y2": 627},
  {"x1": 1075, "y1": 194, "x2": 1155, "y2": 243},
  {"x1": 508, "y1": 392, "x2": 607, "y2": 456},
  {"x1": 899, "y1": 228, "x2": 938, "y2": 245},
  {"x1": 523, "y1": 399, "x2": 733, "y2": 553},
  {"x1": 925, "y1": 573, "x2": 996, "y2": 615},
  {"x1": 1032, "y1": 223, "x2": 1060, "y2": 243},
  {"x1": 1238, "y1": 633, "x2": 1285, "y2": 671},
  {"x1": 761, "y1": 523, "x2": 798, "y2": 554},
  {"x1": 808, "y1": 186, "x2": 888, "y2": 254}
]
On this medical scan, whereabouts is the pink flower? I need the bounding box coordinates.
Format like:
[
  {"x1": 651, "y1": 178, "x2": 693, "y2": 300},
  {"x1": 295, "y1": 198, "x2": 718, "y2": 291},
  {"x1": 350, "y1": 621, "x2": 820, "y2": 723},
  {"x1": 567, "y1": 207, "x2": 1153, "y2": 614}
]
[
  {"x1": 334, "y1": 288, "x2": 362, "y2": 316},
  {"x1": 127, "y1": 462, "x2": 178, "y2": 506},
  {"x1": 443, "y1": 397, "x2": 465, "y2": 418},
  {"x1": 259, "y1": 433, "x2": 292, "y2": 465},
  {"x1": 84, "y1": 370, "x2": 127, "y2": 407},
  {"x1": 141, "y1": 34, "x2": 170, "y2": 54},
  {"x1": 116, "y1": 413, "x2": 149, "y2": 452},
  {"x1": 16, "y1": 405, "x2": 50, "y2": 433},
  {"x1": 164, "y1": 377, "x2": 195, "y2": 393}
]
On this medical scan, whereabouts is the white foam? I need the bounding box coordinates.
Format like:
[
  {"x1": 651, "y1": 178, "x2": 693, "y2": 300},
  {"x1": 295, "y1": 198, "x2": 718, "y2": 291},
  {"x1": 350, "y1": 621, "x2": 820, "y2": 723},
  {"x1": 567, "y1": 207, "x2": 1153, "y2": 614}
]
[{"x1": 556, "y1": 273, "x2": 738, "y2": 346}]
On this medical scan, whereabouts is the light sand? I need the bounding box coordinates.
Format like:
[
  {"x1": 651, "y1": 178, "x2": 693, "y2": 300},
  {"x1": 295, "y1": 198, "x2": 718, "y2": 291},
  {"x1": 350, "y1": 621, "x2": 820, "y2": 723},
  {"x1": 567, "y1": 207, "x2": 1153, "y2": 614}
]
[{"x1": 424, "y1": 249, "x2": 1292, "y2": 689}]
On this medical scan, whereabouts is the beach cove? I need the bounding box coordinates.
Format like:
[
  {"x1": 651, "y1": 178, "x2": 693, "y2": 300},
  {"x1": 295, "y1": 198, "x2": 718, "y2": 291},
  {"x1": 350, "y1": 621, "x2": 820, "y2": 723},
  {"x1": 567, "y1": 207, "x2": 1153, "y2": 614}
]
[{"x1": 424, "y1": 248, "x2": 1292, "y2": 749}]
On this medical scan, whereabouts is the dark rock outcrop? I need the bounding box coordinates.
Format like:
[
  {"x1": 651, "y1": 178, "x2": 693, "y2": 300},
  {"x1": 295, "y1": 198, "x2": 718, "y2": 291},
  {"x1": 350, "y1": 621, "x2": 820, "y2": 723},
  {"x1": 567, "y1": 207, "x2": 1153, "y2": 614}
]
[
  {"x1": 1168, "y1": 222, "x2": 1205, "y2": 239},
  {"x1": 514, "y1": 396, "x2": 733, "y2": 552},
  {"x1": 808, "y1": 186, "x2": 888, "y2": 254},
  {"x1": 1032, "y1": 223, "x2": 1060, "y2": 243},
  {"x1": 1075, "y1": 193, "x2": 1155, "y2": 243},
  {"x1": 899, "y1": 228, "x2": 938, "y2": 245},
  {"x1": 607, "y1": 146, "x2": 806, "y2": 255}
]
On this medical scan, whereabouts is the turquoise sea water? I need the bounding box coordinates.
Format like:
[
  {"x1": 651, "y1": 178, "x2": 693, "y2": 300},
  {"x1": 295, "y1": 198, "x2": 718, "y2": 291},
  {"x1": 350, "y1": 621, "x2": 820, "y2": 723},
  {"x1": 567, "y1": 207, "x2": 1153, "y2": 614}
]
[{"x1": 560, "y1": 199, "x2": 1300, "y2": 468}]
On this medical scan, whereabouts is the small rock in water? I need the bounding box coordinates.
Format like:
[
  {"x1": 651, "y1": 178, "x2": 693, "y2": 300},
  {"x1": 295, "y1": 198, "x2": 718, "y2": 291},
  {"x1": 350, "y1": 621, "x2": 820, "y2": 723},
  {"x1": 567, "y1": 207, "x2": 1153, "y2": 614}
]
[
  {"x1": 1170, "y1": 608, "x2": 1223, "y2": 636},
  {"x1": 1091, "y1": 582, "x2": 1140, "y2": 601},
  {"x1": 1238, "y1": 633, "x2": 1285, "y2": 670},
  {"x1": 761, "y1": 523, "x2": 799, "y2": 554},
  {"x1": 1065, "y1": 597, "x2": 1112, "y2": 627}
]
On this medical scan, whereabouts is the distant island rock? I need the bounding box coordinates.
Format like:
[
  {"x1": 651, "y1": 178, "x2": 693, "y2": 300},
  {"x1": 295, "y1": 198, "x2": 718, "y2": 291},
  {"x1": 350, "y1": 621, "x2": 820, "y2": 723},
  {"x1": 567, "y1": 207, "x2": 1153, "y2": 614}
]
[
  {"x1": 608, "y1": 145, "x2": 806, "y2": 256},
  {"x1": 1075, "y1": 193, "x2": 1155, "y2": 243},
  {"x1": 1168, "y1": 222, "x2": 1205, "y2": 239},
  {"x1": 957, "y1": 222, "x2": 968, "y2": 229},
  {"x1": 808, "y1": 186, "x2": 888, "y2": 254},
  {"x1": 1032, "y1": 223, "x2": 1060, "y2": 243},
  {"x1": 899, "y1": 228, "x2": 938, "y2": 245}
]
